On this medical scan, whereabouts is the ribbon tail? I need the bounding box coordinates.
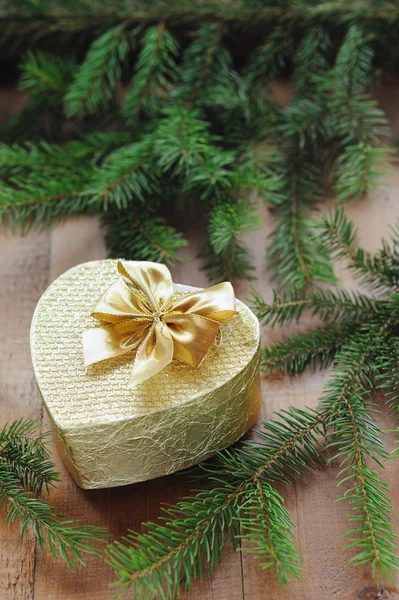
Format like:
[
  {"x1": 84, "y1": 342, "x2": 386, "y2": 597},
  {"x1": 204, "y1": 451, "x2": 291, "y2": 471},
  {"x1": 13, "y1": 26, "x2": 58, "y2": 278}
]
[{"x1": 131, "y1": 320, "x2": 174, "y2": 386}]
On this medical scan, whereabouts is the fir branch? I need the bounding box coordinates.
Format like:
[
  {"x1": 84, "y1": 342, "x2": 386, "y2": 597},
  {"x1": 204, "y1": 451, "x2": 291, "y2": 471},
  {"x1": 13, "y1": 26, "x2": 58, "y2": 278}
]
[
  {"x1": 108, "y1": 481, "x2": 242, "y2": 599},
  {"x1": 331, "y1": 25, "x2": 374, "y2": 98},
  {"x1": 122, "y1": 24, "x2": 179, "y2": 118},
  {"x1": 65, "y1": 23, "x2": 131, "y2": 118},
  {"x1": 329, "y1": 95, "x2": 391, "y2": 202},
  {"x1": 153, "y1": 105, "x2": 212, "y2": 175},
  {"x1": 280, "y1": 99, "x2": 332, "y2": 152},
  {"x1": 65, "y1": 131, "x2": 133, "y2": 161},
  {"x1": 251, "y1": 287, "x2": 382, "y2": 327},
  {"x1": 0, "y1": 168, "x2": 93, "y2": 232},
  {"x1": 376, "y1": 338, "x2": 399, "y2": 421},
  {"x1": 239, "y1": 481, "x2": 300, "y2": 586},
  {"x1": 19, "y1": 51, "x2": 75, "y2": 103},
  {"x1": 0, "y1": 141, "x2": 70, "y2": 175},
  {"x1": 293, "y1": 26, "x2": 332, "y2": 97},
  {"x1": 109, "y1": 406, "x2": 327, "y2": 598},
  {"x1": 202, "y1": 200, "x2": 260, "y2": 282},
  {"x1": 0, "y1": 419, "x2": 106, "y2": 566},
  {"x1": 244, "y1": 26, "x2": 293, "y2": 86},
  {"x1": 320, "y1": 330, "x2": 398, "y2": 577},
  {"x1": 267, "y1": 172, "x2": 336, "y2": 290},
  {"x1": 88, "y1": 139, "x2": 154, "y2": 209},
  {"x1": 261, "y1": 323, "x2": 361, "y2": 375},
  {"x1": 228, "y1": 154, "x2": 285, "y2": 206},
  {"x1": 183, "y1": 146, "x2": 236, "y2": 202},
  {"x1": 176, "y1": 22, "x2": 227, "y2": 107},
  {"x1": 331, "y1": 95, "x2": 389, "y2": 148},
  {"x1": 105, "y1": 208, "x2": 187, "y2": 265},
  {"x1": 334, "y1": 143, "x2": 390, "y2": 203},
  {"x1": 0, "y1": 420, "x2": 59, "y2": 495},
  {"x1": 319, "y1": 209, "x2": 399, "y2": 292},
  {"x1": 108, "y1": 267, "x2": 399, "y2": 592},
  {"x1": 0, "y1": 465, "x2": 106, "y2": 567}
]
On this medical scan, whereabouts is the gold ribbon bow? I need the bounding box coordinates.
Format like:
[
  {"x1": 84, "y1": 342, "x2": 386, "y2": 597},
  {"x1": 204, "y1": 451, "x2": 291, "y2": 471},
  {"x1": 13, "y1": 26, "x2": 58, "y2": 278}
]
[{"x1": 82, "y1": 261, "x2": 236, "y2": 385}]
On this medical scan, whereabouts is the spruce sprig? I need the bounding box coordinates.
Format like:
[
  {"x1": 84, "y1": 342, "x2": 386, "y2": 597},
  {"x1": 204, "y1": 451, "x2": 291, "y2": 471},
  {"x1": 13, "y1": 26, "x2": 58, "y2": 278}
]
[
  {"x1": 122, "y1": 24, "x2": 179, "y2": 118},
  {"x1": 0, "y1": 19, "x2": 392, "y2": 288},
  {"x1": 109, "y1": 211, "x2": 399, "y2": 596},
  {"x1": 0, "y1": 419, "x2": 106, "y2": 567},
  {"x1": 65, "y1": 23, "x2": 131, "y2": 118}
]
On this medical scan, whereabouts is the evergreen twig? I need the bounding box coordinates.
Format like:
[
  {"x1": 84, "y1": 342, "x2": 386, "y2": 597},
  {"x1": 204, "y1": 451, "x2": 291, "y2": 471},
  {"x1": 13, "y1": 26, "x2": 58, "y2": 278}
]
[
  {"x1": 109, "y1": 212, "x2": 399, "y2": 596},
  {"x1": 0, "y1": 420, "x2": 106, "y2": 567}
]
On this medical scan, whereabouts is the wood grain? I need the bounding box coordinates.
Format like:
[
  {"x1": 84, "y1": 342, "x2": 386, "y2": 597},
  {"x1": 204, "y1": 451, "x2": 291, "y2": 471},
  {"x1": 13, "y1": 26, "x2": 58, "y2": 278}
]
[
  {"x1": 2, "y1": 87, "x2": 399, "y2": 600},
  {"x1": 0, "y1": 229, "x2": 50, "y2": 600}
]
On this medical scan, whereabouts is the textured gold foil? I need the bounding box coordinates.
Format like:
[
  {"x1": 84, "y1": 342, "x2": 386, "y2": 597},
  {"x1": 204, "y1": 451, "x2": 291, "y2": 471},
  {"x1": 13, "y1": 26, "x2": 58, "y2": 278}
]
[{"x1": 30, "y1": 260, "x2": 261, "y2": 489}]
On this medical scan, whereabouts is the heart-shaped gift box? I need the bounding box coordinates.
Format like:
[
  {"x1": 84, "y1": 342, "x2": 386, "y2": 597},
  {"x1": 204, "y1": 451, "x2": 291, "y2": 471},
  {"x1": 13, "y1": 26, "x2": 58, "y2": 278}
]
[{"x1": 30, "y1": 260, "x2": 261, "y2": 489}]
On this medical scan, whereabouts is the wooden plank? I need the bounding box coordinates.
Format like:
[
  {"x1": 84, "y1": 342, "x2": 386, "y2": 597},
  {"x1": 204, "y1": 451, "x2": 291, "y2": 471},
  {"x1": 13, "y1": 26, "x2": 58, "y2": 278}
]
[{"x1": 0, "y1": 229, "x2": 51, "y2": 600}]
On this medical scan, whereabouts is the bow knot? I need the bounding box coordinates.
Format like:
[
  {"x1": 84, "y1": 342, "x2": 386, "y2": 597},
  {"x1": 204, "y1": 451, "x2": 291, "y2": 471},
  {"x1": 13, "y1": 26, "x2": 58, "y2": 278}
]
[{"x1": 82, "y1": 261, "x2": 236, "y2": 386}]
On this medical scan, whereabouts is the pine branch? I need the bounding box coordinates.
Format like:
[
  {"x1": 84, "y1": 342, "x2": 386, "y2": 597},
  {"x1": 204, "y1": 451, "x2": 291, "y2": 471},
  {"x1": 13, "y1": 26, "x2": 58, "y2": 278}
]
[
  {"x1": 202, "y1": 200, "x2": 260, "y2": 282},
  {"x1": 109, "y1": 211, "x2": 399, "y2": 594},
  {"x1": 331, "y1": 25, "x2": 374, "y2": 98},
  {"x1": 105, "y1": 207, "x2": 187, "y2": 265},
  {"x1": 376, "y1": 338, "x2": 399, "y2": 422},
  {"x1": 293, "y1": 26, "x2": 332, "y2": 97},
  {"x1": 251, "y1": 287, "x2": 383, "y2": 327},
  {"x1": 109, "y1": 406, "x2": 327, "y2": 598},
  {"x1": 19, "y1": 51, "x2": 76, "y2": 104},
  {"x1": 267, "y1": 172, "x2": 336, "y2": 290},
  {"x1": 239, "y1": 481, "x2": 300, "y2": 586},
  {"x1": 319, "y1": 209, "x2": 399, "y2": 292},
  {"x1": 334, "y1": 143, "x2": 391, "y2": 203},
  {"x1": 0, "y1": 168, "x2": 93, "y2": 232},
  {"x1": 153, "y1": 105, "x2": 212, "y2": 175},
  {"x1": 261, "y1": 323, "x2": 361, "y2": 375},
  {"x1": 122, "y1": 24, "x2": 179, "y2": 118},
  {"x1": 88, "y1": 139, "x2": 154, "y2": 209},
  {"x1": 0, "y1": 465, "x2": 106, "y2": 567},
  {"x1": 65, "y1": 24, "x2": 131, "y2": 118},
  {"x1": 176, "y1": 23, "x2": 227, "y2": 107},
  {"x1": 320, "y1": 328, "x2": 398, "y2": 577},
  {"x1": 244, "y1": 26, "x2": 293, "y2": 85},
  {"x1": 0, "y1": 420, "x2": 59, "y2": 495}
]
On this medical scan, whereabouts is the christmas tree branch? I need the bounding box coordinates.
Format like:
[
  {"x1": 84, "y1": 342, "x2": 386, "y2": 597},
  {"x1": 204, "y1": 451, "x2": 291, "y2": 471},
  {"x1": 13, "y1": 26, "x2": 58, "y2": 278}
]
[
  {"x1": 65, "y1": 23, "x2": 131, "y2": 118},
  {"x1": 105, "y1": 208, "x2": 187, "y2": 264},
  {"x1": 108, "y1": 406, "x2": 327, "y2": 598},
  {"x1": 109, "y1": 212, "x2": 399, "y2": 595},
  {"x1": 0, "y1": 420, "x2": 107, "y2": 567}
]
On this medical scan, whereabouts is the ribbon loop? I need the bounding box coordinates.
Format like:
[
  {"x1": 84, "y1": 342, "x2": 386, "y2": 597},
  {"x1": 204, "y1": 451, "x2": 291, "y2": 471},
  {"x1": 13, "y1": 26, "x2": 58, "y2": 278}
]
[{"x1": 82, "y1": 261, "x2": 236, "y2": 385}]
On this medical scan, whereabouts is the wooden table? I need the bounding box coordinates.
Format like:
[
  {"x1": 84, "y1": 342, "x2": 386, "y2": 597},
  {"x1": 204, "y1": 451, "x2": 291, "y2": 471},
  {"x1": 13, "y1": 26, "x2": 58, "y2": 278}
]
[{"x1": 2, "y1": 85, "x2": 399, "y2": 600}]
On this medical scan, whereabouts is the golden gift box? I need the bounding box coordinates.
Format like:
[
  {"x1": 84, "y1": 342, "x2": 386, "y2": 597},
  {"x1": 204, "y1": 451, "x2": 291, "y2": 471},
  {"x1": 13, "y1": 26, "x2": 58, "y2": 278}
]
[{"x1": 30, "y1": 259, "x2": 261, "y2": 489}]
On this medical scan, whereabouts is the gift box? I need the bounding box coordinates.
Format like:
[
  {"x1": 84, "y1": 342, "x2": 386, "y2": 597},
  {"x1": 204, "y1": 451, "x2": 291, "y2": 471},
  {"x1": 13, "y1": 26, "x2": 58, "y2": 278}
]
[{"x1": 30, "y1": 260, "x2": 261, "y2": 489}]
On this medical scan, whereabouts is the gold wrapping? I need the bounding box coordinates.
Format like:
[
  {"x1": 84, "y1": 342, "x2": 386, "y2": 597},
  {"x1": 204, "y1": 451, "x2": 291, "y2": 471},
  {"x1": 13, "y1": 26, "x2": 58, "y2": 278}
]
[
  {"x1": 83, "y1": 260, "x2": 236, "y2": 385},
  {"x1": 30, "y1": 260, "x2": 261, "y2": 489}
]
